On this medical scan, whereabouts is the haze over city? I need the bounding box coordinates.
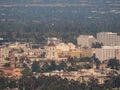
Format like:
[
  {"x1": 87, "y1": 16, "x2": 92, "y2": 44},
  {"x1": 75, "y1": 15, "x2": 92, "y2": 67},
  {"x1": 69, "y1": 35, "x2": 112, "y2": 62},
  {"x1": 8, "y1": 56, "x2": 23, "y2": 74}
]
[
  {"x1": 0, "y1": 0, "x2": 120, "y2": 90},
  {"x1": 0, "y1": 0, "x2": 120, "y2": 33}
]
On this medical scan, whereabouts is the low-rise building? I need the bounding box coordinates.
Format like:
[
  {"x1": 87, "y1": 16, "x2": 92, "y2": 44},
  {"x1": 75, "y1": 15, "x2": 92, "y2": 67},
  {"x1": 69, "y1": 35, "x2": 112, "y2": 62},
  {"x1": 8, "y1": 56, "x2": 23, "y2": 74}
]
[
  {"x1": 9, "y1": 42, "x2": 29, "y2": 52},
  {"x1": 0, "y1": 45, "x2": 9, "y2": 61},
  {"x1": 47, "y1": 37, "x2": 62, "y2": 45},
  {"x1": 67, "y1": 43, "x2": 76, "y2": 50},
  {"x1": 56, "y1": 43, "x2": 70, "y2": 52}
]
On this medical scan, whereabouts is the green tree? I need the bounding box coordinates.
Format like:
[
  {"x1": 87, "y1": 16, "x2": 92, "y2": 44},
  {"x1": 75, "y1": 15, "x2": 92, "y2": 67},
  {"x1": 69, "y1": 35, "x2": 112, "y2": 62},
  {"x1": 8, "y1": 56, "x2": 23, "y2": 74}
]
[
  {"x1": 22, "y1": 67, "x2": 32, "y2": 76},
  {"x1": 49, "y1": 61, "x2": 57, "y2": 71},
  {"x1": 41, "y1": 62, "x2": 50, "y2": 72},
  {"x1": 94, "y1": 58, "x2": 101, "y2": 69},
  {"x1": 58, "y1": 60, "x2": 67, "y2": 70},
  {"x1": 108, "y1": 58, "x2": 120, "y2": 70},
  {"x1": 67, "y1": 57, "x2": 74, "y2": 63},
  {"x1": 32, "y1": 61, "x2": 40, "y2": 72}
]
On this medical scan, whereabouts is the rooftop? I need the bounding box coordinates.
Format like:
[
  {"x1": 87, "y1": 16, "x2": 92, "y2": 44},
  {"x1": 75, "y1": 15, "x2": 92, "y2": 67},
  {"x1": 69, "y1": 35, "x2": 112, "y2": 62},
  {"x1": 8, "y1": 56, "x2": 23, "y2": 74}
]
[{"x1": 47, "y1": 42, "x2": 56, "y2": 46}]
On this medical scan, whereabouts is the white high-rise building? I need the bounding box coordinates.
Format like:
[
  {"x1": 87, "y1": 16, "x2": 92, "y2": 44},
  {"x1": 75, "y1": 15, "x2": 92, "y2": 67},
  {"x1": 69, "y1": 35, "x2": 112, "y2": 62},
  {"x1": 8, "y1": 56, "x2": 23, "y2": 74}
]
[
  {"x1": 77, "y1": 35, "x2": 96, "y2": 48},
  {"x1": 95, "y1": 46, "x2": 120, "y2": 62},
  {"x1": 97, "y1": 32, "x2": 120, "y2": 46}
]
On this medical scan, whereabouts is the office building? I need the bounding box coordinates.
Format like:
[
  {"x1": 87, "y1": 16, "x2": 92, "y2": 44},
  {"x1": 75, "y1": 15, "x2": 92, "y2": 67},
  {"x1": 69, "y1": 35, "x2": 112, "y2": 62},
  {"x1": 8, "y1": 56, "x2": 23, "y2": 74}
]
[
  {"x1": 77, "y1": 35, "x2": 96, "y2": 48},
  {"x1": 95, "y1": 46, "x2": 120, "y2": 62},
  {"x1": 97, "y1": 32, "x2": 120, "y2": 46}
]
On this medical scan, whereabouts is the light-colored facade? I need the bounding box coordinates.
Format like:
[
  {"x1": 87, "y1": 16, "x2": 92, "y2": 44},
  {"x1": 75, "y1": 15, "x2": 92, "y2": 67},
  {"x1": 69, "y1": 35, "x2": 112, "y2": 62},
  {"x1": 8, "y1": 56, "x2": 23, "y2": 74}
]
[
  {"x1": 80, "y1": 48, "x2": 95, "y2": 58},
  {"x1": 115, "y1": 50, "x2": 120, "y2": 62},
  {"x1": 67, "y1": 43, "x2": 76, "y2": 50},
  {"x1": 95, "y1": 46, "x2": 120, "y2": 62},
  {"x1": 117, "y1": 36, "x2": 120, "y2": 45},
  {"x1": 97, "y1": 32, "x2": 120, "y2": 46},
  {"x1": 45, "y1": 43, "x2": 58, "y2": 60},
  {"x1": 9, "y1": 42, "x2": 29, "y2": 52},
  {"x1": 47, "y1": 37, "x2": 62, "y2": 45},
  {"x1": 77, "y1": 35, "x2": 96, "y2": 48},
  {"x1": 0, "y1": 46, "x2": 9, "y2": 61},
  {"x1": 56, "y1": 43, "x2": 70, "y2": 52}
]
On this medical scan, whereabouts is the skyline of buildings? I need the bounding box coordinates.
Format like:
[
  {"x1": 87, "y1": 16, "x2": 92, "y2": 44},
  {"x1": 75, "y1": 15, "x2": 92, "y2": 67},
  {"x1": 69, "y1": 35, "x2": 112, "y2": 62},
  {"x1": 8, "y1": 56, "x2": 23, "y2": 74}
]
[
  {"x1": 0, "y1": 31, "x2": 119, "y2": 88},
  {"x1": 0, "y1": 31, "x2": 120, "y2": 62}
]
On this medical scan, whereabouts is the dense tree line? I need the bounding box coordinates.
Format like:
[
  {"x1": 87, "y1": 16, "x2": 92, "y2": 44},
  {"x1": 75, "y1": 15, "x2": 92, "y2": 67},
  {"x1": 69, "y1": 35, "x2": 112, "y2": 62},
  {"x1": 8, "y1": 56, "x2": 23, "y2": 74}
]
[
  {"x1": 107, "y1": 58, "x2": 120, "y2": 70},
  {"x1": 30, "y1": 57, "x2": 101, "y2": 73},
  {"x1": 0, "y1": 0, "x2": 120, "y2": 44},
  {"x1": 0, "y1": 75, "x2": 120, "y2": 90},
  {"x1": 0, "y1": 17, "x2": 120, "y2": 45}
]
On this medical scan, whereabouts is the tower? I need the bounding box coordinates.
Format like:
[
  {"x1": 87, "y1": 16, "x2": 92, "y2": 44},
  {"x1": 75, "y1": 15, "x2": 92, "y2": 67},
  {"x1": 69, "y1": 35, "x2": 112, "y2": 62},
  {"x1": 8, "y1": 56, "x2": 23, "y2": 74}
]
[{"x1": 45, "y1": 42, "x2": 58, "y2": 60}]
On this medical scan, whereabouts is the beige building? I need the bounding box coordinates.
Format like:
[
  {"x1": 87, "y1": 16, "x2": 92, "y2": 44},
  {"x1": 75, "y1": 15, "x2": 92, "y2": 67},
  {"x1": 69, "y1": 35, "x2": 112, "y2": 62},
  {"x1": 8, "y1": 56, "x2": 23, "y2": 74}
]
[
  {"x1": 45, "y1": 42, "x2": 58, "y2": 60},
  {"x1": 115, "y1": 50, "x2": 120, "y2": 63},
  {"x1": 56, "y1": 43, "x2": 70, "y2": 52},
  {"x1": 80, "y1": 48, "x2": 95, "y2": 58},
  {"x1": 67, "y1": 43, "x2": 76, "y2": 50},
  {"x1": 68, "y1": 49, "x2": 81, "y2": 58},
  {"x1": 77, "y1": 35, "x2": 96, "y2": 48},
  {"x1": 59, "y1": 48, "x2": 95, "y2": 58},
  {"x1": 0, "y1": 45, "x2": 9, "y2": 61},
  {"x1": 97, "y1": 32, "x2": 120, "y2": 46},
  {"x1": 9, "y1": 42, "x2": 29, "y2": 52},
  {"x1": 95, "y1": 46, "x2": 120, "y2": 62},
  {"x1": 117, "y1": 36, "x2": 120, "y2": 46},
  {"x1": 68, "y1": 48, "x2": 95, "y2": 58},
  {"x1": 56, "y1": 43, "x2": 76, "y2": 57}
]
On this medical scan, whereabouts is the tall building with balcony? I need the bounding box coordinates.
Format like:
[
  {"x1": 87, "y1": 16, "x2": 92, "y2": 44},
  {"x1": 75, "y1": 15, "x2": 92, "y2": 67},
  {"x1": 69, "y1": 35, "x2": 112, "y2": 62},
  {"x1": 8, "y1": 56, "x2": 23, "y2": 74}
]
[
  {"x1": 97, "y1": 32, "x2": 120, "y2": 46},
  {"x1": 77, "y1": 35, "x2": 96, "y2": 48}
]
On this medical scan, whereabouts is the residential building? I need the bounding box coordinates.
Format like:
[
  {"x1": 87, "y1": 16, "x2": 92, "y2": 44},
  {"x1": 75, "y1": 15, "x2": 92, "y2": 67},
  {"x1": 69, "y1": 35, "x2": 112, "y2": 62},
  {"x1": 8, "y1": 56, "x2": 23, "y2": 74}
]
[
  {"x1": 67, "y1": 43, "x2": 76, "y2": 50},
  {"x1": 80, "y1": 48, "x2": 95, "y2": 58},
  {"x1": 68, "y1": 49, "x2": 81, "y2": 58},
  {"x1": 9, "y1": 42, "x2": 29, "y2": 52},
  {"x1": 77, "y1": 35, "x2": 96, "y2": 48},
  {"x1": 95, "y1": 46, "x2": 120, "y2": 62},
  {"x1": 97, "y1": 32, "x2": 120, "y2": 46},
  {"x1": 56, "y1": 43, "x2": 70, "y2": 52}
]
